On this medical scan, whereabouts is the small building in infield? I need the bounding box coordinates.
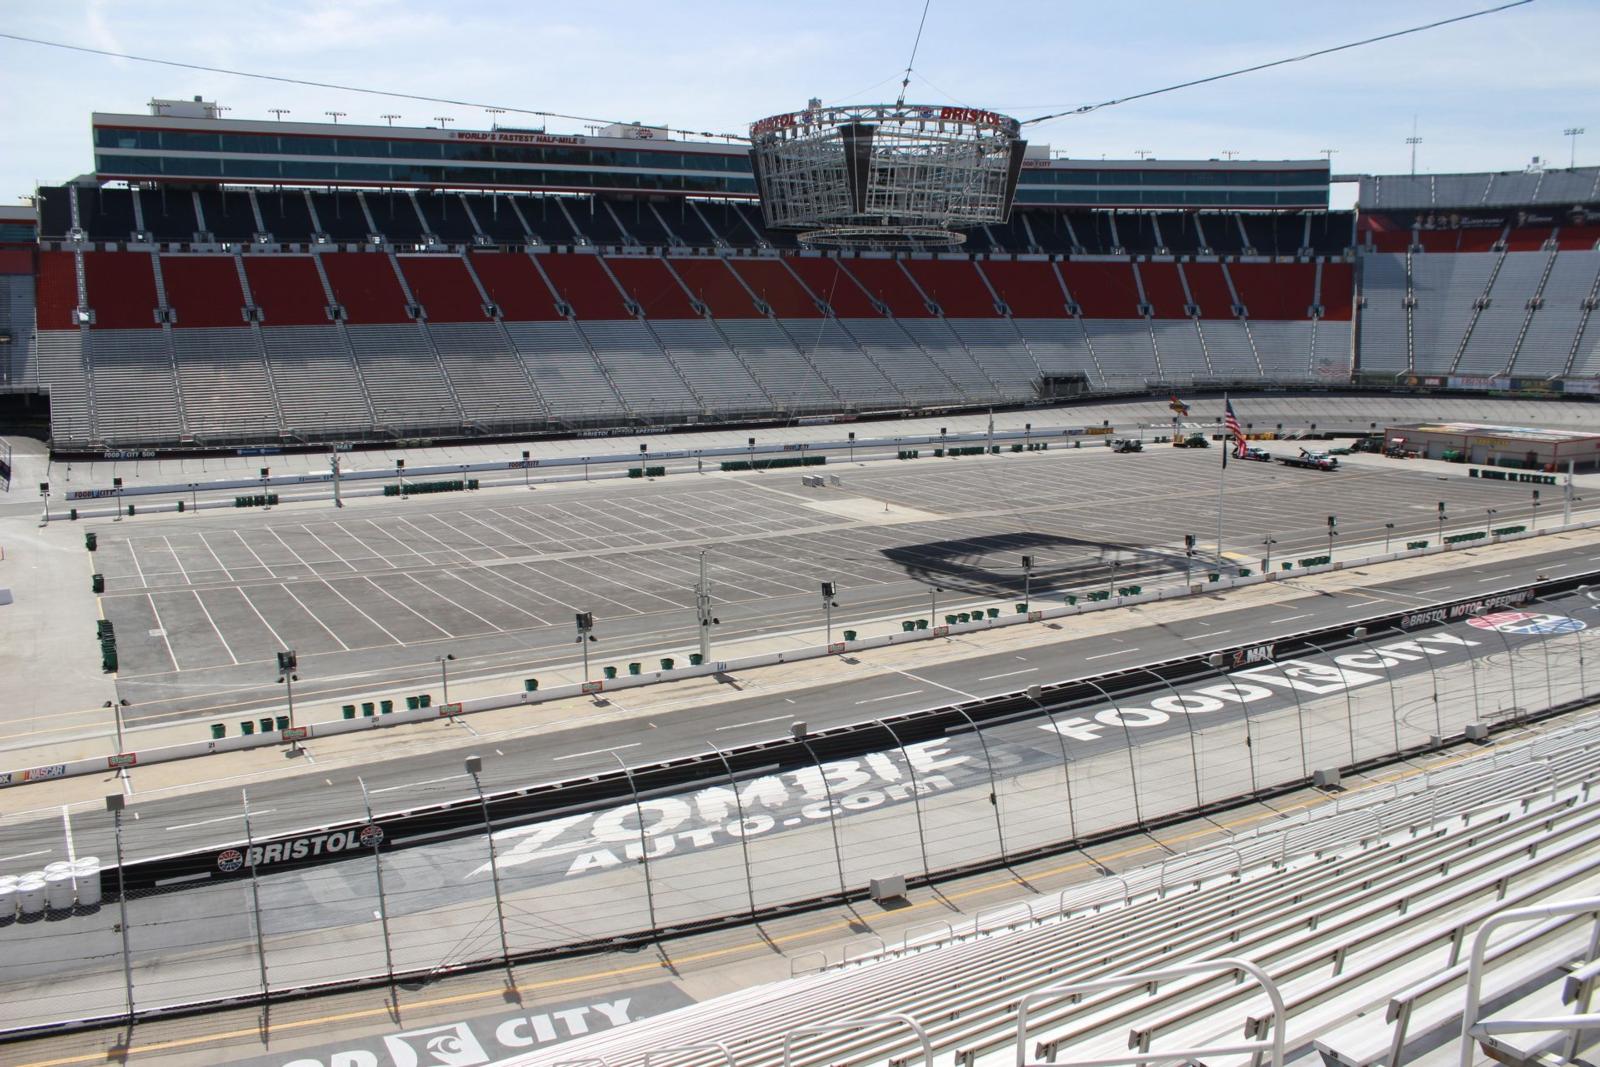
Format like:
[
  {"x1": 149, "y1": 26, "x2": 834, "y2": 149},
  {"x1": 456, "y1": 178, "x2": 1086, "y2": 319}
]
[{"x1": 1383, "y1": 422, "x2": 1600, "y2": 471}]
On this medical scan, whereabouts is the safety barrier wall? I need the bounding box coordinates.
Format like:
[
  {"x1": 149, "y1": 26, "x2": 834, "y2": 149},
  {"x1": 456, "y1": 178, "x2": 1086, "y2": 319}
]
[{"x1": 0, "y1": 581, "x2": 1593, "y2": 1037}]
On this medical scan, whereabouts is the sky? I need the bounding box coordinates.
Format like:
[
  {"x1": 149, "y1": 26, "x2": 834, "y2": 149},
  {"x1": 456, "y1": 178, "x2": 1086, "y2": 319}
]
[{"x1": 0, "y1": 0, "x2": 1595, "y2": 210}]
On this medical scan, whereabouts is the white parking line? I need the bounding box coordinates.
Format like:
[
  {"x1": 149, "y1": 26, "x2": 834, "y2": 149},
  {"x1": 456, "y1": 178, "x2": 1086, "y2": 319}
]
[
  {"x1": 1277, "y1": 613, "x2": 1312, "y2": 623},
  {"x1": 161, "y1": 536, "x2": 194, "y2": 586},
  {"x1": 232, "y1": 586, "x2": 291, "y2": 649},
  {"x1": 854, "y1": 689, "x2": 922, "y2": 705},
  {"x1": 314, "y1": 579, "x2": 404, "y2": 645},
  {"x1": 1477, "y1": 573, "x2": 1514, "y2": 583},
  {"x1": 165, "y1": 809, "x2": 274, "y2": 832},
  {"x1": 61, "y1": 806, "x2": 76, "y2": 864},
  {"x1": 190, "y1": 589, "x2": 240, "y2": 665},
  {"x1": 0, "y1": 849, "x2": 51, "y2": 864},
  {"x1": 401, "y1": 572, "x2": 505, "y2": 632},
  {"x1": 145, "y1": 592, "x2": 180, "y2": 670},
  {"x1": 978, "y1": 667, "x2": 1038, "y2": 681},
  {"x1": 369, "y1": 774, "x2": 466, "y2": 795},
  {"x1": 360, "y1": 577, "x2": 453, "y2": 637},
  {"x1": 230, "y1": 529, "x2": 279, "y2": 578},
  {"x1": 552, "y1": 742, "x2": 641, "y2": 762},
  {"x1": 1085, "y1": 648, "x2": 1136, "y2": 661},
  {"x1": 278, "y1": 582, "x2": 351, "y2": 651},
  {"x1": 714, "y1": 714, "x2": 795, "y2": 731}
]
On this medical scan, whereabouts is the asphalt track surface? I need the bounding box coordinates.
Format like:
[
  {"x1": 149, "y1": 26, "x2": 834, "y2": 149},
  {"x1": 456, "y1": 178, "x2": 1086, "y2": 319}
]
[
  {"x1": 87, "y1": 445, "x2": 1568, "y2": 724},
  {"x1": 1, "y1": 581, "x2": 1594, "y2": 1035},
  {"x1": 2, "y1": 543, "x2": 1592, "y2": 880}
]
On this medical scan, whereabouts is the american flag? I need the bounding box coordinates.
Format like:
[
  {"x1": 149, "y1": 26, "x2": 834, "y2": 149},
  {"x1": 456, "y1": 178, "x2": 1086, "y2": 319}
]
[{"x1": 1224, "y1": 398, "x2": 1247, "y2": 459}]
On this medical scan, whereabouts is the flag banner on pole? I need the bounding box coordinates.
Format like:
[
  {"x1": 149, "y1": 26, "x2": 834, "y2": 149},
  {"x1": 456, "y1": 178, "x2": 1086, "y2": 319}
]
[{"x1": 1223, "y1": 397, "x2": 1247, "y2": 467}]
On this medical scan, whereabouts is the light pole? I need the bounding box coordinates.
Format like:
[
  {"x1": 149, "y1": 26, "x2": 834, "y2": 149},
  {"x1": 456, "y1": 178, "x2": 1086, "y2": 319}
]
[
  {"x1": 103, "y1": 698, "x2": 130, "y2": 754},
  {"x1": 268, "y1": 108, "x2": 291, "y2": 121},
  {"x1": 1384, "y1": 522, "x2": 1395, "y2": 554},
  {"x1": 575, "y1": 611, "x2": 595, "y2": 679},
  {"x1": 113, "y1": 476, "x2": 123, "y2": 522},
  {"x1": 522, "y1": 450, "x2": 531, "y2": 489},
  {"x1": 380, "y1": 113, "x2": 401, "y2": 127},
  {"x1": 437, "y1": 653, "x2": 455, "y2": 704},
  {"x1": 1184, "y1": 533, "x2": 1195, "y2": 586},
  {"x1": 1327, "y1": 514, "x2": 1337, "y2": 559},
  {"x1": 464, "y1": 755, "x2": 513, "y2": 969},
  {"x1": 325, "y1": 110, "x2": 346, "y2": 124},
  {"x1": 1106, "y1": 552, "x2": 1120, "y2": 599},
  {"x1": 433, "y1": 116, "x2": 454, "y2": 128},
  {"x1": 695, "y1": 551, "x2": 718, "y2": 662},
  {"x1": 1262, "y1": 535, "x2": 1277, "y2": 574},
  {"x1": 929, "y1": 584, "x2": 943, "y2": 626},
  {"x1": 1437, "y1": 501, "x2": 1446, "y2": 545},
  {"x1": 820, "y1": 581, "x2": 838, "y2": 645},
  {"x1": 38, "y1": 480, "x2": 48, "y2": 525},
  {"x1": 1485, "y1": 507, "x2": 1497, "y2": 537},
  {"x1": 1022, "y1": 554, "x2": 1033, "y2": 611},
  {"x1": 277, "y1": 650, "x2": 299, "y2": 743},
  {"x1": 747, "y1": 436, "x2": 755, "y2": 470},
  {"x1": 848, "y1": 431, "x2": 855, "y2": 464},
  {"x1": 1566, "y1": 127, "x2": 1585, "y2": 169},
  {"x1": 1531, "y1": 489, "x2": 1540, "y2": 530},
  {"x1": 105, "y1": 794, "x2": 135, "y2": 1023}
]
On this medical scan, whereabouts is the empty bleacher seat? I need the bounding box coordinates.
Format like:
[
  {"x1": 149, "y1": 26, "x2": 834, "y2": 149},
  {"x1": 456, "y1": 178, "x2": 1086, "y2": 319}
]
[
  {"x1": 502, "y1": 319, "x2": 626, "y2": 420},
  {"x1": 260, "y1": 325, "x2": 371, "y2": 433},
  {"x1": 428, "y1": 322, "x2": 545, "y2": 424}
]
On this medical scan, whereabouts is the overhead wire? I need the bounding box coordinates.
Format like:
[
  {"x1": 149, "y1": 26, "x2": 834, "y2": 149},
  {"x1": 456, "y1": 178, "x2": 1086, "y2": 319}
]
[
  {"x1": 0, "y1": 30, "x2": 747, "y2": 141},
  {"x1": 1019, "y1": 0, "x2": 1535, "y2": 126},
  {"x1": 895, "y1": 0, "x2": 935, "y2": 107}
]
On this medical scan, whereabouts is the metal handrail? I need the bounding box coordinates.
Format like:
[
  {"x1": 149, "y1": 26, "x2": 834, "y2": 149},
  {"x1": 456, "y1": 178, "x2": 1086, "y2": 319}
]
[
  {"x1": 788, "y1": 949, "x2": 828, "y2": 978},
  {"x1": 899, "y1": 920, "x2": 955, "y2": 954},
  {"x1": 642, "y1": 1041, "x2": 736, "y2": 1067},
  {"x1": 1460, "y1": 895, "x2": 1600, "y2": 1065},
  {"x1": 841, "y1": 935, "x2": 886, "y2": 965},
  {"x1": 1014, "y1": 958, "x2": 1287, "y2": 1067},
  {"x1": 782, "y1": 1013, "x2": 932, "y2": 1067}
]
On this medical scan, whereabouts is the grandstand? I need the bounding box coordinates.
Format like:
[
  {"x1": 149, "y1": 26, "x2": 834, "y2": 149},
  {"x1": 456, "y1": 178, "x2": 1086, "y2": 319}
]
[{"x1": 6, "y1": 101, "x2": 1596, "y2": 451}]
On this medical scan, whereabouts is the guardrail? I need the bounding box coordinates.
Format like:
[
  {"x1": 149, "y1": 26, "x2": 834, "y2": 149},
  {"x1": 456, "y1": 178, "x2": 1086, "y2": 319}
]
[{"x1": 46, "y1": 563, "x2": 1598, "y2": 899}]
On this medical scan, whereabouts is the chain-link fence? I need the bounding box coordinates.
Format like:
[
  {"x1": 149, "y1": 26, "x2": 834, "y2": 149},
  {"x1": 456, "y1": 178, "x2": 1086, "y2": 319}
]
[{"x1": 0, "y1": 591, "x2": 1593, "y2": 1034}]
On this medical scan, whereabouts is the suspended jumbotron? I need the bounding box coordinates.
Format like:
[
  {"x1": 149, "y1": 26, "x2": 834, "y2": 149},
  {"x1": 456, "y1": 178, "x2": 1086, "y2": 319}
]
[{"x1": 748, "y1": 102, "x2": 1028, "y2": 248}]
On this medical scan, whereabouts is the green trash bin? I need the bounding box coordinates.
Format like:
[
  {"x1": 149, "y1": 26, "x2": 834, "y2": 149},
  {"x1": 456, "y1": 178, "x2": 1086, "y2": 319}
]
[
  {"x1": 91, "y1": 573, "x2": 104, "y2": 593},
  {"x1": 127, "y1": 504, "x2": 135, "y2": 517},
  {"x1": 259, "y1": 717, "x2": 274, "y2": 734},
  {"x1": 660, "y1": 657, "x2": 675, "y2": 671},
  {"x1": 85, "y1": 531, "x2": 97, "y2": 551},
  {"x1": 240, "y1": 720, "x2": 254, "y2": 735},
  {"x1": 1208, "y1": 573, "x2": 1220, "y2": 582},
  {"x1": 1065, "y1": 594, "x2": 1077, "y2": 605},
  {"x1": 406, "y1": 696, "x2": 419, "y2": 710},
  {"x1": 419, "y1": 694, "x2": 431, "y2": 708},
  {"x1": 1016, "y1": 604, "x2": 1028, "y2": 613},
  {"x1": 275, "y1": 715, "x2": 290, "y2": 732},
  {"x1": 605, "y1": 665, "x2": 619, "y2": 680},
  {"x1": 945, "y1": 614, "x2": 958, "y2": 626},
  {"x1": 843, "y1": 630, "x2": 857, "y2": 642},
  {"x1": 362, "y1": 702, "x2": 375, "y2": 717},
  {"x1": 524, "y1": 678, "x2": 539, "y2": 692},
  {"x1": 210, "y1": 723, "x2": 226, "y2": 740},
  {"x1": 902, "y1": 620, "x2": 916, "y2": 632},
  {"x1": 986, "y1": 607, "x2": 1000, "y2": 619},
  {"x1": 958, "y1": 612, "x2": 971, "y2": 623},
  {"x1": 628, "y1": 662, "x2": 641, "y2": 676},
  {"x1": 342, "y1": 704, "x2": 356, "y2": 719},
  {"x1": 381, "y1": 700, "x2": 393, "y2": 715},
  {"x1": 689, "y1": 653, "x2": 703, "y2": 666},
  {"x1": 1281, "y1": 561, "x2": 1293, "y2": 571},
  {"x1": 915, "y1": 618, "x2": 928, "y2": 630}
]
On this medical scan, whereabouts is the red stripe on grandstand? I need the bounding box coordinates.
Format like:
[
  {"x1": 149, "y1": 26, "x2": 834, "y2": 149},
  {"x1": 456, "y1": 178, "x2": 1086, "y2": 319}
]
[
  {"x1": 728, "y1": 259, "x2": 822, "y2": 318},
  {"x1": 35, "y1": 250, "x2": 76, "y2": 330},
  {"x1": 1181, "y1": 263, "x2": 1236, "y2": 318},
  {"x1": 242, "y1": 256, "x2": 332, "y2": 327},
  {"x1": 1320, "y1": 262, "x2": 1355, "y2": 321},
  {"x1": 396, "y1": 255, "x2": 487, "y2": 323},
  {"x1": 977, "y1": 260, "x2": 1068, "y2": 318},
  {"x1": 669, "y1": 258, "x2": 761, "y2": 318},
  {"x1": 605, "y1": 257, "x2": 699, "y2": 319},
  {"x1": 841, "y1": 259, "x2": 933, "y2": 317},
  {"x1": 1059, "y1": 261, "x2": 1142, "y2": 318},
  {"x1": 83, "y1": 251, "x2": 159, "y2": 330},
  {"x1": 1228, "y1": 262, "x2": 1315, "y2": 321},
  {"x1": 160, "y1": 255, "x2": 245, "y2": 329},
  {"x1": 536, "y1": 253, "x2": 631, "y2": 319},
  {"x1": 1137, "y1": 262, "x2": 1188, "y2": 318},
  {"x1": 0, "y1": 249, "x2": 32, "y2": 275},
  {"x1": 1558, "y1": 224, "x2": 1600, "y2": 251},
  {"x1": 783, "y1": 258, "x2": 879, "y2": 317},
  {"x1": 320, "y1": 252, "x2": 410, "y2": 325},
  {"x1": 468, "y1": 253, "x2": 562, "y2": 321},
  {"x1": 900, "y1": 260, "x2": 998, "y2": 318}
]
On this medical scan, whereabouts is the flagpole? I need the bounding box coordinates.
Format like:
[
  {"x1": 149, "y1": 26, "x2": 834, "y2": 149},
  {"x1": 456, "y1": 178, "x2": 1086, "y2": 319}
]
[{"x1": 1216, "y1": 392, "x2": 1229, "y2": 568}]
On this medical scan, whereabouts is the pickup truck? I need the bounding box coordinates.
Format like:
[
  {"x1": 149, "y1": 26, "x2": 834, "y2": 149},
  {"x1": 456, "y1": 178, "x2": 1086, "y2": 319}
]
[
  {"x1": 1113, "y1": 439, "x2": 1144, "y2": 453},
  {"x1": 1242, "y1": 447, "x2": 1272, "y2": 462}
]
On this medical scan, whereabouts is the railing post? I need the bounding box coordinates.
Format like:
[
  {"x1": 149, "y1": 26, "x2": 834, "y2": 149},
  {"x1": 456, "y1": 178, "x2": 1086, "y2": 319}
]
[
  {"x1": 705, "y1": 740, "x2": 759, "y2": 923},
  {"x1": 609, "y1": 752, "x2": 659, "y2": 935},
  {"x1": 1084, "y1": 677, "x2": 1146, "y2": 827},
  {"x1": 465, "y1": 756, "x2": 514, "y2": 971},
  {"x1": 240, "y1": 789, "x2": 272, "y2": 1004},
  {"x1": 358, "y1": 777, "x2": 397, "y2": 987},
  {"x1": 876, "y1": 718, "x2": 933, "y2": 885},
  {"x1": 953, "y1": 706, "x2": 1008, "y2": 861},
  {"x1": 1032, "y1": 690, "x2": 1082, "y2": 845},
  {"x1": 793, "y1": 731, "x2": 850, "y2": 900},
  {"x1": 1140, "y1": 667, "x2": 1206, "y2": 809},
  {"x1": 1304, "y1": 637, "x2": 1359, "y2": 766},
  {"x1": 1351, "y1": 627, "x2": 1403, "y2": 753}
]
